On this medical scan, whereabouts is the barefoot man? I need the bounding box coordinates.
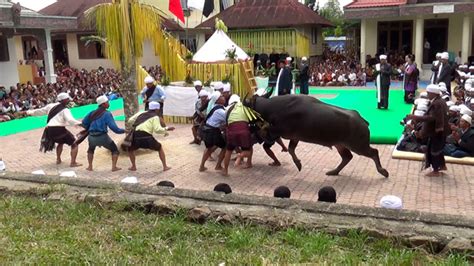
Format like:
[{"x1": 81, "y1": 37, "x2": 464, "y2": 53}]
[
  {"x1": 199, "y1": 96, "x2": 227, "y2": 172},
  {"x1": 126, "y1": 101, "x2": 175, "y2": 171},
  {"x1": 82, "y1": 95, "x2": 125, "y2": 172},
  {"x1": 25, "y1": 92, "x2": 82, "y2": 167}
]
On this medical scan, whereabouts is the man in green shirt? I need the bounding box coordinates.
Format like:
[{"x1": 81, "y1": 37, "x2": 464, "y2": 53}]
[
  {"x1": 126, "y1": 101, "x2": 175, "y2": 172},
  {"x1": 222, "y1": 95, "x2": 253, "y2": 176}
]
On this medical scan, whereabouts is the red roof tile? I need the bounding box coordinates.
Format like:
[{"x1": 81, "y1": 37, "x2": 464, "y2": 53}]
[
  {"x1": 39, "y1": 0, "x2": 183, "y2": 31},
  {"x1": 198, "y1": 0, "x2": 332, "y2": 29},
  {"x1": 345, "y1": 0, "x2": 407, "y2": 9}
]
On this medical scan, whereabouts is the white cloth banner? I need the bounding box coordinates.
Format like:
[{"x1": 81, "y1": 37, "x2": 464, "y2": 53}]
[
  {"x1": 163, "y1": 86, "x2": 198, "y2": 117},
  {"x1": 188, "y1": 0, "x2": 204, "y2": 10}
]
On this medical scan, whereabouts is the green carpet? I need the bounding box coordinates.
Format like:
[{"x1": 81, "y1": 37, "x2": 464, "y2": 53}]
[
  {"x1": 306, "y1": 88, "x2": 412, "y2": 144},
  {"x1": 0, "y1": 99, "x2": 125, "y2": 137},
  {"x1": 1, "y1": 89, "x2": 410, "y2": 144}
]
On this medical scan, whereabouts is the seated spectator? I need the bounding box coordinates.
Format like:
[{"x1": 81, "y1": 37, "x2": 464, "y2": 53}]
[
  {"x1": 444, "y1": 114, "x2": 474, "y2": 158},
  {"x1": 317, "y1": 186, "x2": 337, "y2": 203},
  {"x1": 273, "y1": 186, "x2": 291, "y2": 198},
  {"x1": 157, "y1": 180, "x2": 175, "y2": 188},
  {"x1": 0, "y1": 64, "x2": 131, "y2": 123},
  {"x1": 213, "y1": 183, "x2": 232, "y2": 194},
  {"x1": 380, "y1": 195, "x2": 403, "y2": 210}
]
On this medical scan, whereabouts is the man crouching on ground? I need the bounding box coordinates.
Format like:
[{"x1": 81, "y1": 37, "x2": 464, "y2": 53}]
[
  {"x1": 126, "y1": 101, "x2": 175, "y2": 171},
  {"x1": 82, "y1": 95, "x2": 125, "y2": 172}
]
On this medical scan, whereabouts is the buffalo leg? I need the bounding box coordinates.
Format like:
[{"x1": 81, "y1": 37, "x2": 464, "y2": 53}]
[
  {"x1": 326, "y1": 145, "x2": 353, "y2": 176},
  {"x1": 358, "y1": 147, "x2": 389, "y2": 178},
  {"x1": 288, "y1": 140, "x2": 302, "y2": 171}
]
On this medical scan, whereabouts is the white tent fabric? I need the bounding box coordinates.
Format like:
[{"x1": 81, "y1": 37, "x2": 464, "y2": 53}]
[{"x1": 193, "y1": 30, "x2": 250, "y2": 63}]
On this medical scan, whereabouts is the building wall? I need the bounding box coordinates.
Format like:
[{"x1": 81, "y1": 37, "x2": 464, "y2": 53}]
[
  {"x1": 66, "y1": 33, "x2": 115, "y2": 70},
  {"x1": 447, "y1": 15, "x2": 463, "y2": 55},
  {"x1": 13, "y1": 36, "x2": 23, "y2": 63},
  {"x1": 0, "y1": 37, "x2": 19, "y2": 87},
  {"x1": 65, "y1": 33, "x2": 160, "y2": 71},
  {"x1": 299, "y1": 26, "x2": 324, "y2": 56},
  {"x1": 361, "y1": 18, "x2": 378, "y2": 60}
]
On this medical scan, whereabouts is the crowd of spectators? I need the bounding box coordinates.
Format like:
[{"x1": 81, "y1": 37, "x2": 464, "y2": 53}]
[
  {"x1": 0, "y1": 64, "x2": 126, "y2": 123},
  {"x1": 397, "y1": 62, "x2": 474, "y2": 159},
  {"x1": 254, "y1": 47, "x2": 414, "y2": 87}
]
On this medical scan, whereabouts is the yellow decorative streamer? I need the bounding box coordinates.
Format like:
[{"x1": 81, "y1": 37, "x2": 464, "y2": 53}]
[{"x1": 228, "y1": 29, "x2": 310, "y2": 57}]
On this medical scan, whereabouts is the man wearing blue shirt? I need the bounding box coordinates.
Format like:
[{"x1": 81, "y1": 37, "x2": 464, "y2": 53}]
[
  {"x1": 82, "y1": 95, "x2": 125, "y2": 172},
  {"x1": 141, "y1": 76, "x2": 166, "y2": 115},
  {"x1": 199, "y1": 96, "x2": 227, "y2": 172}
]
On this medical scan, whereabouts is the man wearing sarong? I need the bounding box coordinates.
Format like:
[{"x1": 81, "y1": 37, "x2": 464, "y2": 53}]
[
  {"x1": 25, "y1": 92, "x2": 82, "y2": 167},
  {"x1": 375, "y1": 55, "x2": 392, "y2": 109},
  {"x1": 407, "y1": 84, "x2": 450, "y2": 177},
  {"x1": 82, "y1": 95, "x2": 125, "y2": 172},
  {"x1": 199, "y1": 96, "x2": 227, "y2": 172},
  {"x1": 221, "y1": 95, "x2": 253, "y2": 176},
  {"x1": 126, "y1": 101, "x2": 175, "y2": 171},
  {"x1": 190, "y1": 81, "x2": 209, "y2": 145}
]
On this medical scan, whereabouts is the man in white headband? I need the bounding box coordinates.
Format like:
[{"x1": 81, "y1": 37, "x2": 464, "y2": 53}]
[
  {"x1": 406, "y1": 84, "x2": 449, "y2": 176},
  {"x1": 222, "y1": 83, "x2": 232, "y2": 105},
  {"x1": 375, "y1": 55, "x2": 392, "y2": 109},
  {"x1": 24, "y1": 92, "x2": 82, "y2": 167},
  {"x1": 125, "y1": 101, "x2": 175, "y2": 171},
  {"x1": 190, "y1": 89, "x2": 210, "y2": 145},
  {"x1": 444, "y1": 114, "x2": 474, "y2": 158},
  {"x1": 435, "y1": 52, "x2": 453, "y2": 95},
  {"x1": 83, "y1": 95, "x2": 125, "y2": 172},
  {"x1": 141, "y1": 76, "x2": 166, "y2": 114}
]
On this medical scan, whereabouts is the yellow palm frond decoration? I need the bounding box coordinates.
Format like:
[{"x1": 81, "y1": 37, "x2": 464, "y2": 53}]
[{"x1": 83, "y1": 0, "x2": 174, "y2": 123}]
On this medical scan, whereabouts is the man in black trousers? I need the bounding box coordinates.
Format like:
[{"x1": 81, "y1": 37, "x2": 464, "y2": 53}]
[
  {"x1": 375, "y1": 55, "x2": 392, "y2": 109},
  {"x1": 436, "y1": 52, "x2": 453, "y2": 95},
  {"x1": 276, "y1": 59, "x2": 292, "y2": 96}
]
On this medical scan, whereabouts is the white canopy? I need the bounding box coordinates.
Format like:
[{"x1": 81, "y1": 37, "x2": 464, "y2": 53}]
[{"x1": 193, "y1": 30, "x2": 250, "y2": 63}]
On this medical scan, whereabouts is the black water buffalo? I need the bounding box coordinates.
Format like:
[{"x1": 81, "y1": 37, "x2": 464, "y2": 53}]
[{"x1": 245, "y1": 90, "x2": 389, "y2": 178}]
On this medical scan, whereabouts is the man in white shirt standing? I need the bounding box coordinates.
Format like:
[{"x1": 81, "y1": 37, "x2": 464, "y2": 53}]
[{"x1": 24, "y1": 92, "x2": 82, "y2": 167}]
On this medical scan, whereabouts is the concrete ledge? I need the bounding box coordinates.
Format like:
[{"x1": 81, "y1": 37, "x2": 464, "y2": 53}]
[
  {"x1": 2, "y1": 172, "x2": 473, "y2": 229},
  {"x1": 0, "y1": 172, "x2": 473, "y2": 255}
]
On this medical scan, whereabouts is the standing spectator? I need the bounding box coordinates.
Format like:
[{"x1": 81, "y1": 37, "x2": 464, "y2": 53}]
[
  {"x1": 402, "y1": 54, "x2": 419, "y2": 104},
  {"x1": 407, "y1": 85, "x2": 450, "y2": 177},
  {"x1": 276, "y1": 59, "x2": 292, "y2": 96},
  {"x1": 374, "y1": 55, "x2": 392, "y2": 109},
  {"x1": 423, "y1": 38, "x2": 430, "y2": 63},
  {"x1": 436, "y1": 52, "x2": 453, "y2": 95},
  {"x1": 299, "y1": 57, "x2": 309, "y2": 95}
]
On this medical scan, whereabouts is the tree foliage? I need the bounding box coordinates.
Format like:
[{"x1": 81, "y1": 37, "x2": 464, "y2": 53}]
[{"x1": 318, "y1": 0, "x2": 347, "y2": 37}]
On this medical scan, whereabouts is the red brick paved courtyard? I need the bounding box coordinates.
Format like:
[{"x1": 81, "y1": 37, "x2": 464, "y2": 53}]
[{"x1": 1, "y1": 120, "x2": 473, "y2": 217}]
